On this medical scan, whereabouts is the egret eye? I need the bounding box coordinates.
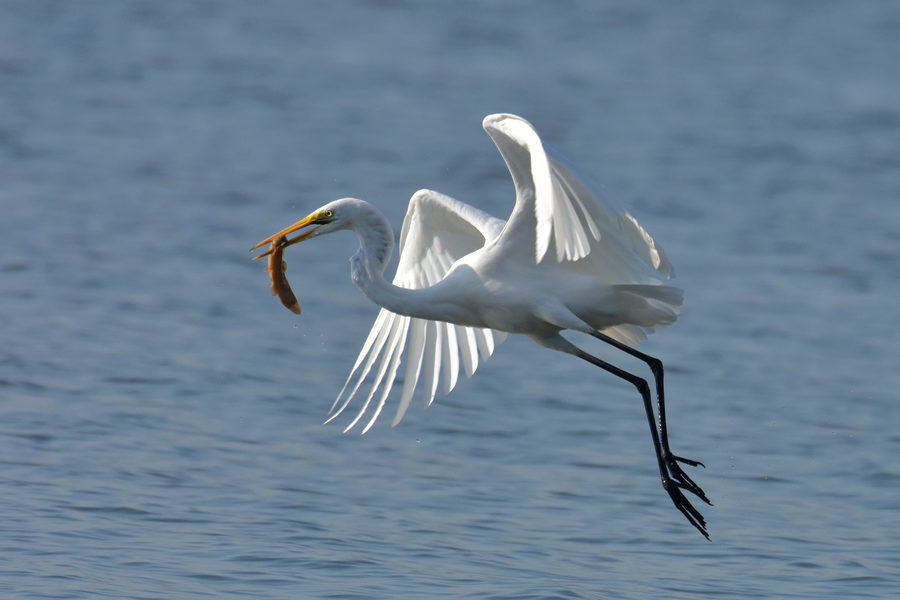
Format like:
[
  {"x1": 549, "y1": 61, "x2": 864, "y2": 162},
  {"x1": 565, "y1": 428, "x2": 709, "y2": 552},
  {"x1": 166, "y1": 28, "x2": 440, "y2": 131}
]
[{"x1": 312, "y1": 209, "x2": 334, "y2": 224}]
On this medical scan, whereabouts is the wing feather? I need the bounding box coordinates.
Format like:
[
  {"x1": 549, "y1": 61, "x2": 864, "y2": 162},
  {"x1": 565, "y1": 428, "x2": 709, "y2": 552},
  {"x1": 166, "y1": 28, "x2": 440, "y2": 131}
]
[
  {"x1": 334, "y1": 189, "x2": 507, "y2": 431},
  {"x1": 392, "y1": 317, "x2": 426, "y2": 426},
  {"x1": 457, "y1": 325, "x2": 478, "y2": 378},
  {"x1": 483, "y1": 113, "x2": 673, "y2": 284},
  {"x1": 422, "y1": 320, "x2": 441, "y2": 407},
  {"x1": 327, "y1": 308, "x2": 393, "y2": 421},
  {"x1": 361, "y1": 315, "x2": 410, "y2": 433},
  {"x1": 343, "y1": 313, "x2": 405, "y2": 432},
  {"x1": 440, "y1": 322, "x2": 459, "y2": 395}
]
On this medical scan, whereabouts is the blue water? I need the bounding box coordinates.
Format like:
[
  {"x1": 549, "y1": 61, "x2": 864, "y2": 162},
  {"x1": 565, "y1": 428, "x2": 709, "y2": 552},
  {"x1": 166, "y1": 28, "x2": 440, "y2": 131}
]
[{"x1": 3, "y1": 1, "x2": 899, "y2": 598}]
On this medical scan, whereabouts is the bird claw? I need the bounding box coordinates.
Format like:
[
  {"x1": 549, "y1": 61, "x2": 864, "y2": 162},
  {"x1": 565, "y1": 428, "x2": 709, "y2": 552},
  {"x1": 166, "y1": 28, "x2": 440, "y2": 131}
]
[
  {"x1": 663, "y1": 477, "x2": 709, "y2": 540},
  {"x1": 659, "y1": 450, "x2": 711, "y2": 539},
  {"x1": 665, "y1": 453, "x2": 711, "y2": 506},
  {"x1": 673, "y1": 454, "x2": 705, "y2": 468}
]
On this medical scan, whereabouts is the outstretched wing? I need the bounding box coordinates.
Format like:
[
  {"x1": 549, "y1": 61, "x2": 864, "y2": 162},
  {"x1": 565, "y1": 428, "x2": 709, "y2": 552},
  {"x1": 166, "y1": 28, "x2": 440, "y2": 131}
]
[
  {"x1": 328, "y1": 189, "x2": 507, "y2": 433},
  {"x1": 482, "y1": 113, "x2": 673, "y2": 284}
]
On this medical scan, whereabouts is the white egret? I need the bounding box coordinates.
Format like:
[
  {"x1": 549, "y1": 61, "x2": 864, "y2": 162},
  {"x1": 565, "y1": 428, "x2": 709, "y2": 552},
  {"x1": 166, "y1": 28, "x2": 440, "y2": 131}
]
[{"x1": 251, "y1": 113, "x2": 710, "y2": 538}]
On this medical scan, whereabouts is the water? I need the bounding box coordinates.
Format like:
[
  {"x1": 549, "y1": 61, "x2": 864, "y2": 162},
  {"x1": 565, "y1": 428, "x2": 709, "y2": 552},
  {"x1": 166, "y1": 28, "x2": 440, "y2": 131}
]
[{"x1": 2, "y1": 1, "x2": 899, "y2": 597}]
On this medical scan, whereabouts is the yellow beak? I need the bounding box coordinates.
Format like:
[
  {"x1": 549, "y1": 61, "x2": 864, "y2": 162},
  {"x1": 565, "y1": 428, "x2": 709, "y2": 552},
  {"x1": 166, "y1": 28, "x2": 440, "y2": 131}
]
[{"x1": 250, "y1": 213, "x2": 322, "y2": 259}]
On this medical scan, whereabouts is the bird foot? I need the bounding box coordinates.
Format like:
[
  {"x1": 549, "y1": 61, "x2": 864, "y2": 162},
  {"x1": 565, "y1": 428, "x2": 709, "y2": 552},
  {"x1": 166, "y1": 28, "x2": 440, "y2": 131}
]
[
  {"x1": 664, "y1": 452, "x2": 711, "y2": 506},
  {"x1": 660, "y1": 450, "x2": 711, "y2": 539},
  {"x1": 663, "y1": 476, "x2": 710, "y2": 540}
]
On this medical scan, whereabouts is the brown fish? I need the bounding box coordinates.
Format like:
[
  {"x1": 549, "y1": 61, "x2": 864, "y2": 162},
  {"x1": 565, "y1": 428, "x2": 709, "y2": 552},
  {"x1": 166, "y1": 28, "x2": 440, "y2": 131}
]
[{"x1": 266, "y1": 236, "x2": 301, "y2": 314}]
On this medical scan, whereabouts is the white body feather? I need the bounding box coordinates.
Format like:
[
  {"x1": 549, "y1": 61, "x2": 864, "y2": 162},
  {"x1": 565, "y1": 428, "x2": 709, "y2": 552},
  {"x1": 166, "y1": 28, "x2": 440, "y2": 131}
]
[{"x1": 321, "y1": 114, "x2": 681, "y2": 432}]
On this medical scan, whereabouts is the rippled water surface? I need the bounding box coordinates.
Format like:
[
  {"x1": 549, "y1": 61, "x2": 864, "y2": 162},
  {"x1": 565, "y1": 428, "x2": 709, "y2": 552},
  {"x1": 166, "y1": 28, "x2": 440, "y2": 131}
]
[{"x1": 2, "y1": 1, "x2": 899, "y2": 598}]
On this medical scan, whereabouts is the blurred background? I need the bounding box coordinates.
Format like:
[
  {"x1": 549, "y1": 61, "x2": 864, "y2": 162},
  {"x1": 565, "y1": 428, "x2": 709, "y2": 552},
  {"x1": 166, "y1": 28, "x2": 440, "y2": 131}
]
[{"x1": 2, "y1": 1, "x2": 898, "y2": 598}]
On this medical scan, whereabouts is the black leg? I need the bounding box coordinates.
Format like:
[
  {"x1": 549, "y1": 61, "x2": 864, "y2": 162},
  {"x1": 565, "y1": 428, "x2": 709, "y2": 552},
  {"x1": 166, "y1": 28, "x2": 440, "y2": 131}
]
[
  {"x1": 573, "y1": 347, "x2": 710, "y2": 539},
  {"x1": 588, "y1": 331, "x2": 710, "y2": 505}
]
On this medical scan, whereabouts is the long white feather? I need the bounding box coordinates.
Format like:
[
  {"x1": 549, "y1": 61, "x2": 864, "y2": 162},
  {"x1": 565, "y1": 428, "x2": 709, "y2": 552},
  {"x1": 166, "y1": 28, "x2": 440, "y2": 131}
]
[
  {"x1": 362, "y1": 316, "x2": 410, "y2": 433},
  {"x1": 344, "y1": 312, "x2": 405, "y2": 432},
  {"x1": 440, "y1": 322, "x2": 459, "y2": 395},
  {"x1": 457, "y1": 325, "x2": 478, "y2": 378},
  {"x1": 327, "y1": 308, "x2": 393, "y2": 422},
  {"x1": 392, "y1": 317, "x2": 427, "y2": 426},
  {"x1": 422, "y1": 320, "x2": 441, "y2": 407}
]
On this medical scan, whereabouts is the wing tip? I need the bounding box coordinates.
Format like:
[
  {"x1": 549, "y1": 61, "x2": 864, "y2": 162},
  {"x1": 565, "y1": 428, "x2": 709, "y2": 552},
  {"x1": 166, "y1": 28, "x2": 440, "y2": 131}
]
[
  {"x1": 482, "y1": 113, "x2": 511, "y2": 130},
  {"x1": 410, "y1": 188, "x2": 438, "y2": 202},
  {"x1": 482, "y1": 113, "x2": 534, "y2": 135}
]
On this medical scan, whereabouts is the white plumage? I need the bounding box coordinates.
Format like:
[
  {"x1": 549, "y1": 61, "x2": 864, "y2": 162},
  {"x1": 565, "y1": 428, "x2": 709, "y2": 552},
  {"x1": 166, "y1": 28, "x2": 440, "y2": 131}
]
[
  {"x1": 330, "y1": 189, "x2": 508, "y2": 432},
  {"x1": 251, "y1": 113, "x2": 710, "y2": 538}
]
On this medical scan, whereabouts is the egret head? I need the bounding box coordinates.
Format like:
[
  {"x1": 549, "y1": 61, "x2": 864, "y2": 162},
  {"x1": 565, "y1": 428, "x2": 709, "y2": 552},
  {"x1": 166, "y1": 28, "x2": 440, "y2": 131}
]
[{"x1": 250, "y1": 200, "x2": 351, "y2": 258}]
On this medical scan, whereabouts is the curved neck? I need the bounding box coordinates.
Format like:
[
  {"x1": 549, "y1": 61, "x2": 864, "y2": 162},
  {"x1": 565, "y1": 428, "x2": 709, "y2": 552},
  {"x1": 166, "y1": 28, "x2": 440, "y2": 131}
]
[
  {"x1": 347, "y1": 203, "x2": 447, "y2": 321},
  {"x1": 349, "y1": 203, "x2": 394, "y2": 276}
]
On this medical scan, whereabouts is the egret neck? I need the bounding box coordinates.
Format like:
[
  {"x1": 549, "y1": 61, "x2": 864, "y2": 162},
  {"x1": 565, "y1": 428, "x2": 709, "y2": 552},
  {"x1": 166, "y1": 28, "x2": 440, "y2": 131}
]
[{"x1": 347, "y1": 203, "x2": 416, "y2": 316}]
